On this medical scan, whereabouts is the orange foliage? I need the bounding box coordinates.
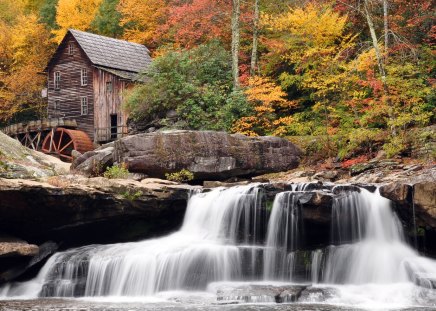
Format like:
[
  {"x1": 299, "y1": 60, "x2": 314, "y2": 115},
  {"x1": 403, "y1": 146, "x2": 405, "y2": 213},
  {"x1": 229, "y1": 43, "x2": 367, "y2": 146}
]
[
  {"x1": 0, "y1": 14, "x2": 53, "y2": 121},
  {"x1": 118, "y1": 0, "x2": 168, "y2": 48},
  {"x1": 232, "y1": 76, "x2": 296, "y2": 136}
]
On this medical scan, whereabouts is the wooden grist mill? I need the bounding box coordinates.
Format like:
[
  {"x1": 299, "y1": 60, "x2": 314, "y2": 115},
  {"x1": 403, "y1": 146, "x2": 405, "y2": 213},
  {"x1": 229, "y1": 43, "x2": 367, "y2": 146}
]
[
  {"x1": 1, "y1": 29, "x2": 151, "y2": 162},
  {"x1": 2, "y1": 119, "x2": 94, "y2": 161}
]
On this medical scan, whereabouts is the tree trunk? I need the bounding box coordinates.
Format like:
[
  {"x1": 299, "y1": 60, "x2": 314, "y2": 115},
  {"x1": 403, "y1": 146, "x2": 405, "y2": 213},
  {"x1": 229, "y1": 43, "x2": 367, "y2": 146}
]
[
  {"x1": 231, "y1": 0, "x2": 241, "y2": 90},
  {"x1": 383, "y1": 0, "x2": 388, "y2": 55},
  {"x1": 363, "y1": 0, "x2": 387, "y2": 88},
  {"x1": 250, "y1": 0, "x2": 260, "y2": 76}
]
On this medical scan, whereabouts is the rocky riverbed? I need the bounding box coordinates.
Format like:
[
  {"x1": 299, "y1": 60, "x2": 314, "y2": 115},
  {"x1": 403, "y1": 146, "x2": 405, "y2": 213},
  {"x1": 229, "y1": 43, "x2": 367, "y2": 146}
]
[{"x1": 0, "y1": 130, "x2": 435, "y2": 300}]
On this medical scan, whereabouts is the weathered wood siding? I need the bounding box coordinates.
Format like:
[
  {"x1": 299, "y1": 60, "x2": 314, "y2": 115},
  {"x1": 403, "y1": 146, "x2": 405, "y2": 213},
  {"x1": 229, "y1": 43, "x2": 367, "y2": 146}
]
[
  {"x1": 47, "y1": 33, "x2": 95, "y2": 140},
  {"x1": 93, "y1": 68, "x2": 130, "y2": 142}
]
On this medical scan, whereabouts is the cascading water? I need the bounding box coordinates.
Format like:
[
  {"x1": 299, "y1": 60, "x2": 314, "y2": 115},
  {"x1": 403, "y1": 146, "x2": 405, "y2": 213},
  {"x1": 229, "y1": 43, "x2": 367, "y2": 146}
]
[
  {"x1": 1, "y1": 185, "x2": 267, "y2": 298},
  {"x1": 1, "y1": 182, "x2": 436, "y2": 309},
  {"x1": 263, "y1": 191, "x2": 303, "y2": 281}
]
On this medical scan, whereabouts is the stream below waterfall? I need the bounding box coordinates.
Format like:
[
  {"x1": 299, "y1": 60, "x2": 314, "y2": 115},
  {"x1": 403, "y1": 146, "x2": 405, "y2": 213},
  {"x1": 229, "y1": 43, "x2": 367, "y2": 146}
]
[{"x1": 1, "y1": 183, "x2": 436, "y2": 310}]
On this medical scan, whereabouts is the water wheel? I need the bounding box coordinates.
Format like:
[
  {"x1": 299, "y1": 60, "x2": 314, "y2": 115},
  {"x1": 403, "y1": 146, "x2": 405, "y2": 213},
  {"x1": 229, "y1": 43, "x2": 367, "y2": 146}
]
[{"x1": 41, "y1": 128, "x2": 94, "y2": 161}]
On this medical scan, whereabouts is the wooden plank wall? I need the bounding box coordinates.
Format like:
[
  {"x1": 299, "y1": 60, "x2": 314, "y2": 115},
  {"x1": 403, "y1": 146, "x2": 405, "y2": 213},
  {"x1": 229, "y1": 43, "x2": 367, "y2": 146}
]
[
  {"x1": 93, "y1": 68, "x2": 129, "y2": 141},
  {"x1": 47, "y1": 33, "x2": 95, "y2": 140}
]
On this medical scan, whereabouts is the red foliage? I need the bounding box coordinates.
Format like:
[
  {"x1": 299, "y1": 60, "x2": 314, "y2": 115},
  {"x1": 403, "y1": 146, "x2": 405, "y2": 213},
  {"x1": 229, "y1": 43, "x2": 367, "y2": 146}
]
[
  {"x1": 341, "y1": 155, "x2": 369, "y2": 168},
  {"x1": 159, "y1": 0, "x2": 232, "y2": 48}
]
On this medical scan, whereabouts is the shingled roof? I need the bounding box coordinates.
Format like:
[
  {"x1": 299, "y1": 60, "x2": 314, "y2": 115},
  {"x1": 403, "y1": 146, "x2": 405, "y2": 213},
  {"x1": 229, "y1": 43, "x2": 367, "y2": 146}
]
[
  {"x1": 69, "y1": 29, "x2": 151, "y2": 73},
  {"x1": 45, "y1": 29, "x2": 151, "y2": 77}
]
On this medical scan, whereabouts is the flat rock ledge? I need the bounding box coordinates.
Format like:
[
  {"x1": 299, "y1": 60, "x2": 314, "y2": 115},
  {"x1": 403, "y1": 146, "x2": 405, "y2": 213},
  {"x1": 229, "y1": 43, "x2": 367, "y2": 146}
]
[
  {"x1": 0, "y1": 242, "x2": 38, "y2": 258},
  {"x1": 0, "y1": 176, "x2": 198, "y2": 245}
]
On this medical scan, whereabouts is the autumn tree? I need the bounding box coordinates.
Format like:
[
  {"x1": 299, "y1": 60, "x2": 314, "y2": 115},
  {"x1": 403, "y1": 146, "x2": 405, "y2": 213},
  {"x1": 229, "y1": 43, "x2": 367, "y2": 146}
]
[
  {"x1": 0, "y1": 13, "x2": 53, "y2": 122},
  {"x1": 161, "y1": 0, "x2": 232, "y2": 49},
  {"x1": 232, "y1": 76, "x2": 295, "y2": 136},
  {"x1": 53, "y1": 0, "x2": 103, "y2": 42},
  {"x1": 117, "y1": 0, "x2": 167, "y2": 48}
]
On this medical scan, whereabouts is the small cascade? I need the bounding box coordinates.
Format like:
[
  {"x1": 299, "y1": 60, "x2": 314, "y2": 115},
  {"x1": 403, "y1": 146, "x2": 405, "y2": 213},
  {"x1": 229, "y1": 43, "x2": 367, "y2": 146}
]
[
  {"x1": 263, "y1": 192, "x2": 303, "y2": 281},
  {"x1": 323, "y1": 188, "x2": 433, "y2": 285},
  {"x1": 310, "y1": 249, "x2": 323, "y2": 284}
]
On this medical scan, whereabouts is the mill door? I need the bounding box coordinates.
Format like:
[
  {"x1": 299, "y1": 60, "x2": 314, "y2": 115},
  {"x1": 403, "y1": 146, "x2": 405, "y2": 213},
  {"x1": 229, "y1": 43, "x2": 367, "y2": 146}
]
[{"x1": 110, "y1": 114, "x2": 117, "y2": 140}]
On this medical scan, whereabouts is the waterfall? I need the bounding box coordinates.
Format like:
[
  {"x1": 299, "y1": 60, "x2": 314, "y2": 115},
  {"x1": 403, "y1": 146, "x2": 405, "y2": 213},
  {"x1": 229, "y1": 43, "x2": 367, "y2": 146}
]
[
  {"x1": 311, "y1": 249, "x2": 323, "y2": 284},
  {"x1": 323, "y1": 188, "x2": 435, "y2": 284},
  {"x1": 2, "y1": 182, "x2": 436, "y2": 303},
  {"x1": 263, "y1": 191, "x2": 303, "y2": 280},
  {"x1": 1, "y1": 185, "x2": 268, "y2": 297}
]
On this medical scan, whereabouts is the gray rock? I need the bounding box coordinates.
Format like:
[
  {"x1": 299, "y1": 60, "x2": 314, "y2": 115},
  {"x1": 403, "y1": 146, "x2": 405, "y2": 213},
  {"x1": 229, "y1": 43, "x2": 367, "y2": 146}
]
[
  {"x1": 313, "y1": 170, "x2": 340, "y2": 181},
  {"x1": 298, "y1": 286, "x2": 339, "y2": 302},
  {"x1": 0, "y1": 241, "x2": 58, "y2": 284},
  {"x1": 414, "y1": 182, "x2": 436, "y2": 228},
  {"x1": 216, "y1": 284, "x2": 307, "y2": 303},
  {"x1": 71, "y1": 150, "x2": 82, "y2": 161},
  {"x1": 111, "y1": 130, "x2": 301, "y2": 181},
  {"x1": 72, "y1": 147, "x2": 114, "y2": 176}
]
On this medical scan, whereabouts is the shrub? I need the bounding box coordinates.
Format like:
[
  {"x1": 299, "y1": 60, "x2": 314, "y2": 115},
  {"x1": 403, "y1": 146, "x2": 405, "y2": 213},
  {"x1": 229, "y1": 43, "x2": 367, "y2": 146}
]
[
  {"x1": 124, "y1": 41, "x2": 250, "y2": 131},
  {"x1": 121, "y1": 189, "x2": 143, "y2": 201},
  {"x1": 103, "y1": 163, "x2": 129, "y2": 179},
  {"x1": 383, "y1": 135, "x2": 407, "y2": 158},
  {"x1": 165, "y1": 169, "x2": 194, "y2": 183}
]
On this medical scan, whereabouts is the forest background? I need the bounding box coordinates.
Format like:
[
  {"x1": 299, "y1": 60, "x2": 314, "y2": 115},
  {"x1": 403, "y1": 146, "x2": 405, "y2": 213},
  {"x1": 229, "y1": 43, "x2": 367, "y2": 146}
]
[{"x1": 0, "y1": 0, "x2": 434, "y2": 162}]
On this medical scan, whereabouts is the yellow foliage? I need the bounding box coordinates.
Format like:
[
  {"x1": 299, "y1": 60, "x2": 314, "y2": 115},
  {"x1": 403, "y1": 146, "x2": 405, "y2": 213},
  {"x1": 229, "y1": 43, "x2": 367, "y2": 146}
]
[
  {"x1": 265, "y1": 4, "x2": 348, "y2": 48},
  {"x1": 232, "y1": 76, "x2": 296, "y2": 136},
  {"x1": 53, "y1": 0, "x2": 103, "y2": 42},
  {"x1": 264, "y1": 3, "x2": 355, "y2": 103},
  {"x1": 0, "y1": 0, "x2": 26, "y2": 25},
  {"x1": 117, "y1": 0, "x2": 167, "y2": 47},
  {"x1": 0, "y1": 13, "x2": 53, "y2": 120}
]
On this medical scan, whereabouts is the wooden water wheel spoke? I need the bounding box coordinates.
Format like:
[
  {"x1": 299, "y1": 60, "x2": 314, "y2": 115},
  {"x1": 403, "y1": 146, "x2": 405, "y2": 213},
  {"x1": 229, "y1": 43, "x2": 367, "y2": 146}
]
[
  {"x1": 59, "y1": 140, "x2": 73, "y2": 153},
  {"x1": 41, "y1": 128, "x2": 93, "y2": 162},
  {"x1": 57, "y1": 129, "x2": 64, "y2": 151}
]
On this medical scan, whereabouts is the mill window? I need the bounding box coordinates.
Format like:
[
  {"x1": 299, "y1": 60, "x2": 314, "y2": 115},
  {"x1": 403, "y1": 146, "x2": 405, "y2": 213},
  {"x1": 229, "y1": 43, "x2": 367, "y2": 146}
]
[
  {"x1": 54, "y1": 71, "x2": 61, "y2": 90},
  {"x1": 81, "y1": 68, "x2": 88, "y2": 86},
  {"x1": 54, "y1": 100, "x2": 60, "y2": 112},
  {"x1": 106, "y1": 81, "x2": 113, "y2": 92},
  {"x1": 68, "y1": 43, "x2": 74, "y2": 55},
  {"x1": 80, "y1": 96, "x2": 88, "y2": 115}
]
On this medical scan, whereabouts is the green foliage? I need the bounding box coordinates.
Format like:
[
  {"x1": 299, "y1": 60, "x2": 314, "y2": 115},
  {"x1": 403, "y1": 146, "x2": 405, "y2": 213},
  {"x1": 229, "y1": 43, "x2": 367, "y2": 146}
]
[
  {"x1": 39, "y1": 0, "x2": 58, "y2": 29},
  {"x1": 336, "y1": 128, "x2": 383, "y2": 160},
  {"x1": 103, "y1": 163, "x2": 129, "y2": 179},
  {"x1": 121, "y1": 189, "x2": 143, "y2": 201},
  {"x1": 165, "y1": 169, "x2": 194, "y2": 183},
  {"x1": 383, "y1": 135, "x2": 407, "y2": 158},
  {"x1": 91, "y1": 0, "x2": 123, "y2": 37},
  {"x1": 124, "y1": 41, "x2": 251, "y2": 131}
]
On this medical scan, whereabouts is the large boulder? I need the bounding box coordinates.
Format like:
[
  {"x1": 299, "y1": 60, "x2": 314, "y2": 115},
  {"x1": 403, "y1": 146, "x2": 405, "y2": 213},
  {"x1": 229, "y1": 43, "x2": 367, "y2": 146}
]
[
  {"x1": 110, "y1": 131, "x2": 301, "y2": 180},
  {"x1": 0, "y1": 131, "x2": 69, "y2": 179},
  {"x1": 0, "y1": 240, "x2": 58, "y2": 284},
  {"x1": 379, "y1": 181, "x2": 436, "y2": 229},
  {"x1": 414, "y1": 182, "x2": 436, "y2": 228}
]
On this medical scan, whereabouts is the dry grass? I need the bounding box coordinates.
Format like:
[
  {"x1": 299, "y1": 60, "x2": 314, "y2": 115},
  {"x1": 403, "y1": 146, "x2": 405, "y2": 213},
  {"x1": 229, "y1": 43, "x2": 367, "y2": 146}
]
[{"x1": 46, "y1": 176, "x2": 71, "y2": 188}]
